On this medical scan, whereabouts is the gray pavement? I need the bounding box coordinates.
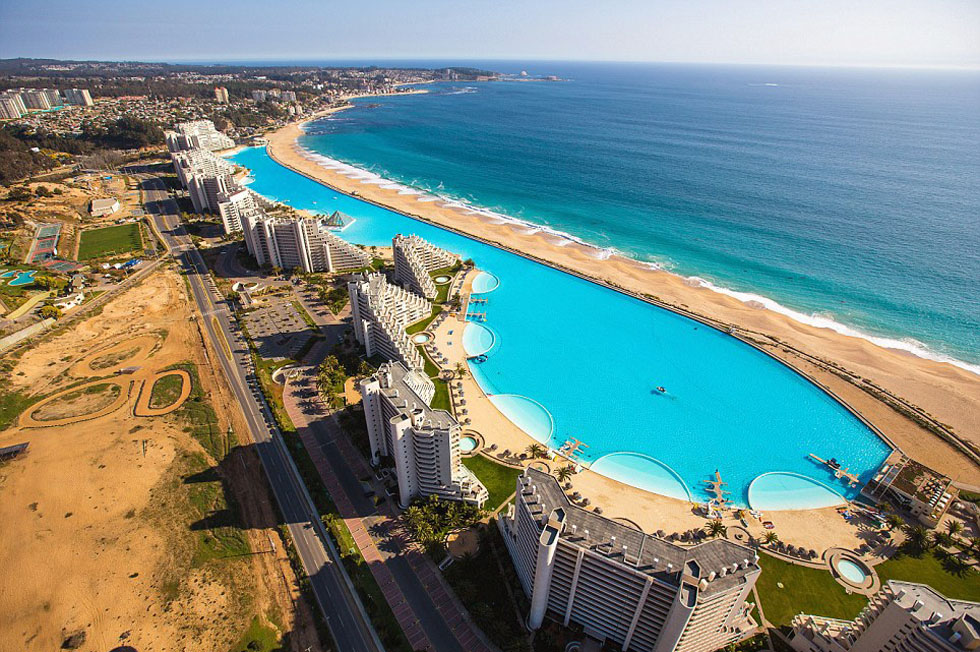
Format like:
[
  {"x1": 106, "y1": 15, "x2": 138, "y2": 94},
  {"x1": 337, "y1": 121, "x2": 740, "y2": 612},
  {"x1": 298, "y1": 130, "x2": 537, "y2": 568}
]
[{"x1": 135, "y1": 170, "x2": 382, "y2": 652}]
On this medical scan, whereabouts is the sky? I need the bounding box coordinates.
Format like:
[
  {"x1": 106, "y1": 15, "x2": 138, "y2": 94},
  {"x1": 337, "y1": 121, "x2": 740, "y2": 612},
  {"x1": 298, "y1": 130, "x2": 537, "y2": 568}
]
[{"x1": 1, "y1": 0, "x2": 978, "y2": 69}]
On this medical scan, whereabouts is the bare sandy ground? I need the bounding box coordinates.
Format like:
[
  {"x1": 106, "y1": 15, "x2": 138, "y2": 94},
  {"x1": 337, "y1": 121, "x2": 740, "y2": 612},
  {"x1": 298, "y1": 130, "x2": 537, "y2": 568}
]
[
  {"x1": 0, "y1": 270, "x2": 322, "y2": 652},
  {"x1": 267, "y1": 120, "x2": 979, "y2": 486}
]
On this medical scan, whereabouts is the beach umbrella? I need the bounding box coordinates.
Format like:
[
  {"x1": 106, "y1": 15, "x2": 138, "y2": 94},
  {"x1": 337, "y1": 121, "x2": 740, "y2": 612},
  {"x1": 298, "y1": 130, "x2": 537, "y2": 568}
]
[
  {"x1": 582, "y1": 498, "x2": 590, "y2": 507},
  {"x1": 572, "y1": 492, "x2": 582, "y2": 500},
  {"x1": 594, "y1": 507, "x2": 603, "y2": 515},
  {"x1": 564, "y1": 482, "x2": 572, "y2": 490},
  {"x1": 809, "y1": 549, "x2": 818, "y2": 559},
  {"x1": 656, "y1": 529, "x2": 666, "y2": 538},
  {"x1": 490, "y1": 443, "x2": 498, "y2": 451}
]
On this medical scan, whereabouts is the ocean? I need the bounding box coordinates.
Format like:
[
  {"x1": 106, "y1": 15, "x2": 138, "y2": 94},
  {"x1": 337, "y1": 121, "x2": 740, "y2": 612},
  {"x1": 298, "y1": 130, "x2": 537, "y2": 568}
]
[{"x1": 300, "y1": 61, "x2": 980, "y2": 371}]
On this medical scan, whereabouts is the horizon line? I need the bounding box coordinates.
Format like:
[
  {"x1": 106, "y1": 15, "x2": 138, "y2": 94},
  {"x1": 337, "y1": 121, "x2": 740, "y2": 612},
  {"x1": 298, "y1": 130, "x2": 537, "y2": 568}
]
[{"x1": 2, "y1": 54, "x2": 979, "y2": 73}]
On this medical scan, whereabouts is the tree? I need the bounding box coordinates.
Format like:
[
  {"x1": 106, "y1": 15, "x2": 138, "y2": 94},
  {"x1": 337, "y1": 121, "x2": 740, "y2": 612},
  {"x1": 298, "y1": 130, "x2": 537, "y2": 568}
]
[
  {"x1": 885, "y1": 513, "x2": 905, "y2": 531},
  {"x1": 932, "y1": 531, "x2": 954, "y2": 549},
  {"x1": 945, "y1": 520, "x2": 964, "y2": 537},
  {"x1": 705, "y1": 520, "x2": 727, "y2": 539},
  {"x1": 903, "y1": 524, "x2": 930, "y2": 551},
  {"x1": 555, "y1": 465, "x2": 575, "y2": 483},
  {"x1": 525, "y1": 444, "x2": 546, "y2": 459},
  {"x1": 763, "y1": 531, "x2": 779, "y2": 546},
  {"x1": 38, "y1": 305, "x2": 61, "y2": 319}
]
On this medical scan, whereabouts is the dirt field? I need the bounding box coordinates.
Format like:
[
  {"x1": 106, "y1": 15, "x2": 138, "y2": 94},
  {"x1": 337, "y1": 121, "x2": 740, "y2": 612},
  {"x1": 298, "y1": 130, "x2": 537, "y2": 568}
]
[{"x1": 0, "y1": 268, "x2": 325, "y2": 652}]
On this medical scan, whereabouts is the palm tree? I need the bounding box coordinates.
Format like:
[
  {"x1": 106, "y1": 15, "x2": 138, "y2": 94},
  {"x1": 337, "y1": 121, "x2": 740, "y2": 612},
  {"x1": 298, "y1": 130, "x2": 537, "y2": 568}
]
[
  {"x1": 932, "y1": 531, "x2": 954, "y2": 550},
  {"x1": 904, "y1": 524, "x2": 930, "y2": 551},
  {"x1": 763, "y1": 531, "x2": 779, "y2": 546},
  {"x1": 705, "y1": 520, "x2": 727, "y2": 539},
  {"x1": 525, "y1": 444, "x2": 547, "y2": 459},
  {"x1": 885, "y1": 513, "x2": 905, "y2": 531},
  {"x1": 945, "y1": 520, "x2": 964, "y2": 537},
  {"x1": 555, "y1": 465, "x2": 575, "y2": 483}
]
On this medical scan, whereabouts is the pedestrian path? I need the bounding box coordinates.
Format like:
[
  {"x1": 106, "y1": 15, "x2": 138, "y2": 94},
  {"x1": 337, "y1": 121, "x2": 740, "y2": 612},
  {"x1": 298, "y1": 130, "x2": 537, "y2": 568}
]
[{"x1": 282, "y1": 367, "x2": 496, "y2": 652}]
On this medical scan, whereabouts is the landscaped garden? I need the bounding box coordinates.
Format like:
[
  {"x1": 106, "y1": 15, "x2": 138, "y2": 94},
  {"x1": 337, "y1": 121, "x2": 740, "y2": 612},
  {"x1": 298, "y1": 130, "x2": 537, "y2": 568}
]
[
  {"x1": 463, "y1": 454, "x2": 521, "y2": 511},
  {"x1": 755, "y1": 554, "x2": 868, "y2": 627}
]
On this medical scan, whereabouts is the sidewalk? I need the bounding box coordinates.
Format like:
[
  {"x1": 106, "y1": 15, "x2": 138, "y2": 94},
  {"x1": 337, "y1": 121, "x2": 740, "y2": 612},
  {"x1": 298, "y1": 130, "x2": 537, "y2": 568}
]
[{"x1": 282, "y1": 365, "x2": 496, "y2": 652}]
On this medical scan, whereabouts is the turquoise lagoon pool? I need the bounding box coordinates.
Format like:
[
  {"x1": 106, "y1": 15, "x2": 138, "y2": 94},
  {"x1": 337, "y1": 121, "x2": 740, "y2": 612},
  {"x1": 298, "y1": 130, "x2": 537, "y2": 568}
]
[
  {"x1": 6, "y1": 270, "x2": 36, "y2": 286},
  {"x1": 231, "y1": 146, "x2": 892, "y2": 509},
  {"x1": 462, "y1": 322, "x2": 496, "y2": 357}
]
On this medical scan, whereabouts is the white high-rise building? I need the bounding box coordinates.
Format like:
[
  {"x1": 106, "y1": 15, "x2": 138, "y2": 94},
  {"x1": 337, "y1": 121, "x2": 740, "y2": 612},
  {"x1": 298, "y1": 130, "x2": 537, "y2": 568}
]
[
  {"x1": 64, "y1": 88, "x2": 94, "y2": 106},
  {"x1": 281, "y1": 90, "x2": 297, "y2": 102},
  {"x1": 240, "y1": 210, "x2": 372, "y2": 273},
  {"x1": 502, "y1": 468, "x2": 761, "y2": 652},
  {"x1": 19, "y1": 88, "x2": 52, "y2": 110},
  {"x1": 392, "y1": 234, "x2": 460, "y2": 299},
  {"x1": 0, "y1": 93, "x2": 26, "y2": 119},
  {"x1": 214, "y1": 86, "x2": 229, "y2": 103},
  {"x1": 165, "y1": 120, "x2": 235, "y2": 153},
  {"x1": 789, "y1": 581, "x2": 980, "y2": 652},
  {"x1": 170, "y1": 147, "x2": 239, "y2": 213},
  {"x1": 42, "y1": 89, "x2": 63, "y2": 107},
  {"x1": 360, "y1": 361, "x2": 488, "y2": 508},
  {"x1": 348, "y1": 272, "x2": 430, "y2": 370},
  {"x1": 251, "y1": 90, "x2": 267, "y2": 103}
]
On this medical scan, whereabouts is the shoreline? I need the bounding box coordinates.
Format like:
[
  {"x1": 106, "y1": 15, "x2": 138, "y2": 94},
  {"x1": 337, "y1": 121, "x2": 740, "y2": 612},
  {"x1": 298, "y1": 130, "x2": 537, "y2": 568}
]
[{"x1": 260, "y1": 115, "x2": 980, "y2": 485}]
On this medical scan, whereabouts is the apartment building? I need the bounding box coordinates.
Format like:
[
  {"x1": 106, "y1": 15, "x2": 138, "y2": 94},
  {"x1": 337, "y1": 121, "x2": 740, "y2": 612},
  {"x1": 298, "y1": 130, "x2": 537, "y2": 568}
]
[
  {"x1": 240, "y1": 209, "x2": 372, "y2": 273},
  {"x1": 392, "y1": 233, "x2": 460, "y2": 299},
  {"x1": 19, "y1": 88, "x2": 53, "y2": 110},
  {"x1": 64, "y1": 88, "x2": 94, "y2": 106},
  {"x1": 251, "y1": 90, "x2": 267, "y2": 103},
  {"x1": 170, "y1": 147, "x2": 238, "y2": 213},
  {"x1": 789, "y1": 581, "x2": 980, "y2": 652},
  {"x1": 165, "y1": 119, "x2": 235, "y2": 153},
  {"x1": 360, "y1": 361, "x2": 488, "y2": 508},
  {"x1": 0, "y1": 93, "x2": 26, "y2": 119},
  {"x1": 214, "y1": 86, "x2": 229, "y2": 103},
  {"x1": 348, "y1": 272, "x2": 430, "y2": 370},
  {"x1": 500, "y1": 468, "x2": 760, "y2": 652}
]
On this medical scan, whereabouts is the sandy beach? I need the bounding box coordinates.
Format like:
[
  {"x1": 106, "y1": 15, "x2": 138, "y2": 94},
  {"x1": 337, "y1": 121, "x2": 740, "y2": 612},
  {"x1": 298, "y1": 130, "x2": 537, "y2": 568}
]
[{"x1": 263, "y1": 117, "x2": 980, "y2": 488}]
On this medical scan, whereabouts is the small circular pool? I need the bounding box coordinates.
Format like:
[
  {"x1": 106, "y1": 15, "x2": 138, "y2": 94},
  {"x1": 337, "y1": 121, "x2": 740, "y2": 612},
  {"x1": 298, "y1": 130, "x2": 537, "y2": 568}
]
[
  {"x1": 412, "y1": 333, "x2": 431, "y2": 344},
  {"x1": 471, "y1": 271, "x2": 499, "y2": 293},
  {"x1": 463, "y1": 322, "x2": 495, "y2": 356},
  {"x1": 460, "y1": 435, "x2": 478, "y2": 452},
  {"x1": 434, "y1": 275, "x2": 451, "y2": 283},
  {"x1": 837, "y1": 558, "x2": 869, "y2": 584}
]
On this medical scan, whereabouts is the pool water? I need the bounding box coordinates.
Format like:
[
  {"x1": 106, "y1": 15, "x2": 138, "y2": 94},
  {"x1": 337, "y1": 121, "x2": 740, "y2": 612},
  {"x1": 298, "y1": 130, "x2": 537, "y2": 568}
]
[
  {"x1": 231, "y1": 146, "x2": 893, "y2": 509},
  {"x1": 460, "y1": 435, "x2": 478, "y2": 452},
  {"x1": 748, "y1": 472, "x2": 847, "y2": 511},
  {"x1": 435, "y1": 275, "x2": 451, "y2": 283},
  {"x1": 8, "y1": 270, "x2": 36, "y2": 286},
  {"x1": 471, "y1": 271, "x2": 499, "y2": 293},
  {"x1": 837, "y1": 558, "x2": 869, "y2": 583},
  {"x1": 462, "y1": 322, "x2": 495, "y2": 356},
  {"x1": 412, "y1": 333, "x2": 431, "y2": 344}
]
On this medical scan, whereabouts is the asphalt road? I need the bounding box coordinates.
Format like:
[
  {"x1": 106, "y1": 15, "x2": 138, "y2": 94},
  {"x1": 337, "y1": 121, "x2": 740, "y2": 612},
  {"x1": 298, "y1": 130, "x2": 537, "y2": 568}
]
[{"x1": 136, "y1": 171, "x2": 382, "y2": 652}]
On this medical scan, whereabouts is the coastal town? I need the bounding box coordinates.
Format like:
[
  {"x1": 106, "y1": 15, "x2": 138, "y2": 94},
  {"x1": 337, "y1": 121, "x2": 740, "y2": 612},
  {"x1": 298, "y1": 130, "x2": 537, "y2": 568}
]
[{"x1": 1, "y1": 55, "x2": 978, "y2": 652}]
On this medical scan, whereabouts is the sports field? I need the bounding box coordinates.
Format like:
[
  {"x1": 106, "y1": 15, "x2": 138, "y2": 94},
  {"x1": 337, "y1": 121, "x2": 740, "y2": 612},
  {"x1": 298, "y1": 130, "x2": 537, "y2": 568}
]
[{"x1": 78, "y1": 223, "x2": 142, "y2": 260}]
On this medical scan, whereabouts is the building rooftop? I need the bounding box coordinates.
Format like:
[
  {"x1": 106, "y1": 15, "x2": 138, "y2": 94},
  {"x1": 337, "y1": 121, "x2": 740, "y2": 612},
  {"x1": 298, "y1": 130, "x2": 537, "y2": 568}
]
[
  {"x1": 522, "y1": 467, "x2": 759, "y2": 595},
  {"x1": 886, "y1": 581, "x2": 980, "y2": 646},
  {"x1": 377, "y1": 361, "x2": 456, "y2": 430}
]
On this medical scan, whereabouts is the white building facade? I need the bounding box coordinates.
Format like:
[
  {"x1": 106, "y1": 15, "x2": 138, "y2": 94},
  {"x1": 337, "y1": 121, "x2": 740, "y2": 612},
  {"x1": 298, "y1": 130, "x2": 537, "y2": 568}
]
[
  {"x1": 392, "y1": 233, "x2": 460, "y2": 299},
  {"x1": 165, "y1": 119, "x2": 235, "y2": 153},
  {"x1": 360, "y1": 361, "x2": 488, "y2": 508},
  {"x1": 789, "y1": 581, "x2": 980, "y2": 652},
  {"x1": 348, "y1": 272, "x2": 430, "y2": 370},
  {"x1": 240, "y1": 210, "x2": 372, "y2": 273},
  {"x1": 501, "y1": 468, "x2": 761, "y2": 652}
]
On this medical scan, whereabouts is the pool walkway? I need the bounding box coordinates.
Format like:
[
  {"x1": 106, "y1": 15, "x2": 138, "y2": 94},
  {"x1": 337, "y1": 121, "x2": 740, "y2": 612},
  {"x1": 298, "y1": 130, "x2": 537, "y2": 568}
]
[{"x1": 281, "y1": 357, "x2": 498, "y2": 652}]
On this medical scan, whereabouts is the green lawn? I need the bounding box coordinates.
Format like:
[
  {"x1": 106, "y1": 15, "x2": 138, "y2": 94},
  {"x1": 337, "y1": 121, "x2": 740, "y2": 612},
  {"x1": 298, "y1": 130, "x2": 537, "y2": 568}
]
[
  {"x1": 78, "y1": 222, "x2": 142, "y2": 260},
  {"x1": 149, "y1": 373, "x2": 184, "y2": 409},
  {"x1": 875, "y1": 549, "x2": 980, "y2": 601},
  {"x1": 463, "y1": 454, "x2": 521, "y2": 511},
  {"x1": 406, "y1": 305, "x2": 442, "y2": 335},
  {"x1": 755, "y1": 554, "x2": 868, "y2": 627},
  {"x1": 229, "y1": 616, "x2": 280, "y2": 652}
]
